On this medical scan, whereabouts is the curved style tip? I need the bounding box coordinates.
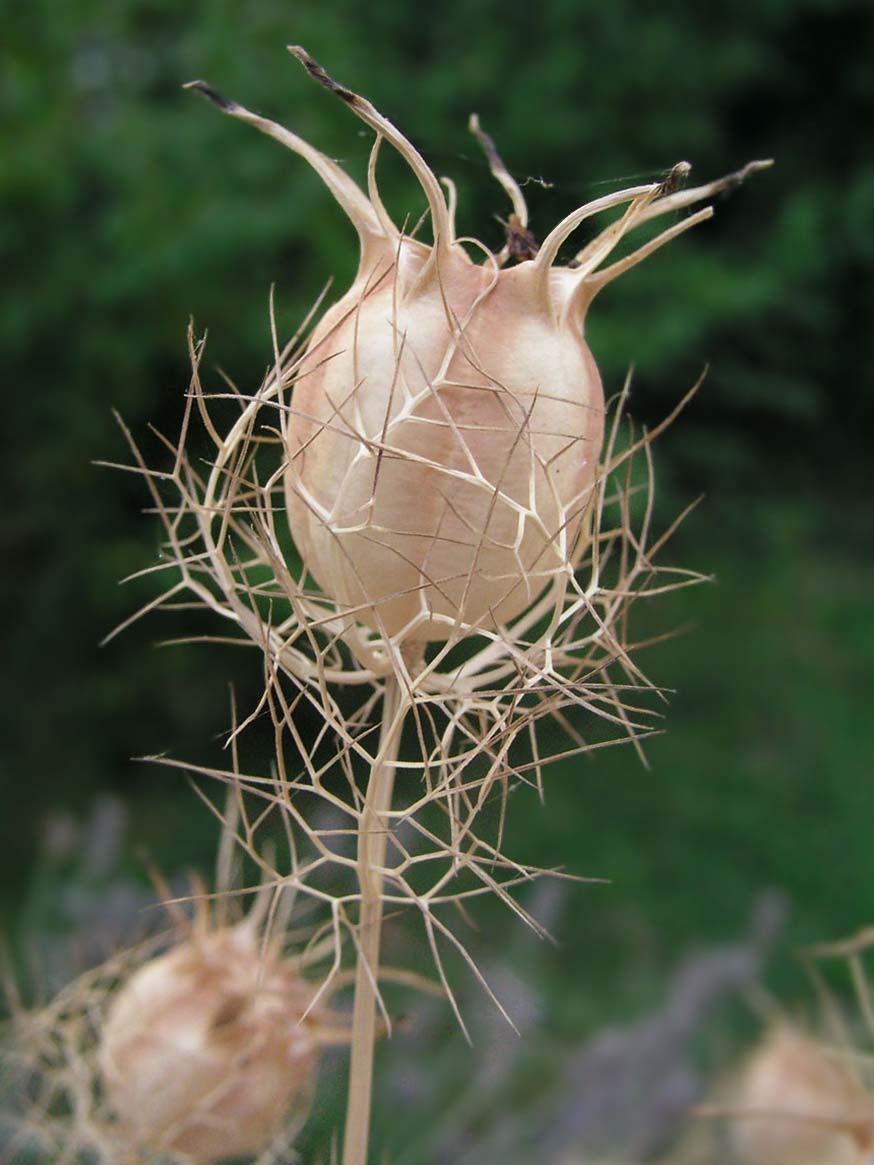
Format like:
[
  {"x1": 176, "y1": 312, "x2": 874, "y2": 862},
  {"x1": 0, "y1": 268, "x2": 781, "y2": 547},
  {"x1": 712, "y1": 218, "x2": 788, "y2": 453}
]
[
  {"x1": 287, "y1": 44, "x2": 358, "y2": 106},
  {"x1": 184, "y1": 69, "x2": 384, "y2": 250},
  {"x1": 468, "y1": 110, "x2": 530, "y2": 249},
  {"x1": 288, "y1": 44, "x2": 452, "y2": 260},
  {"x1": 658, "y1": 160, "x2": 692, "y2": 196},
  {"x1": 718, "y1": 158, "x2": 776, "y2": 195},
  {"x1": 561, "y1": 152, "x2": 774, "y2": 313},
  {"x1": 183, "y1": 80, "x2": 238, "y2": 114}
]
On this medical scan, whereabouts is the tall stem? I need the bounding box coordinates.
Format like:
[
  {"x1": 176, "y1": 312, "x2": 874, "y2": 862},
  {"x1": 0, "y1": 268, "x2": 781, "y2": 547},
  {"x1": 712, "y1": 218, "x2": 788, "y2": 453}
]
[{"x1": 343, "y1": 675, "x2": 405, "y2": 1165}]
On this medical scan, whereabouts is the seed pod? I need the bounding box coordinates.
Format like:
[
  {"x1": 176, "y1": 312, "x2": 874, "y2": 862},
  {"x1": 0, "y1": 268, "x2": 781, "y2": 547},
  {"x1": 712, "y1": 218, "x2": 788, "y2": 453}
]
[
  {"x1": 187, "y1": 51, "x2": 770, "y2": 644},
  {"x1": 98, "y1": 924, "x2": 320, "y2": 1162},
  {"x1": 729, "y1": 1025, "x2": 874, "y2": 1165}
]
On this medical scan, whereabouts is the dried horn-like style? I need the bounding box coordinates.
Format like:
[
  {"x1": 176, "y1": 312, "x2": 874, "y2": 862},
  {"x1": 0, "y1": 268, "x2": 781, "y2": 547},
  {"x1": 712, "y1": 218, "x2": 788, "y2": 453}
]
[{"x1": 186, "y1": 50, "x2": 771, "y2": 648}]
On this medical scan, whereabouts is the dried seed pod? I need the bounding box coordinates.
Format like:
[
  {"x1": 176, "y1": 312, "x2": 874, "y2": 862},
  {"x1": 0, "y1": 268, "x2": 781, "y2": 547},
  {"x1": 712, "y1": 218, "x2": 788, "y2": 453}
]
[
  {"x1": 187, "y1": 52, "x2": 770, "y2": 644},
  {"x1": 98, "y1": 924, "x2": 320, "y2": 1163},
  {"x1": 729, "y1": 1024, "x2": 874, "y2": 1165}
]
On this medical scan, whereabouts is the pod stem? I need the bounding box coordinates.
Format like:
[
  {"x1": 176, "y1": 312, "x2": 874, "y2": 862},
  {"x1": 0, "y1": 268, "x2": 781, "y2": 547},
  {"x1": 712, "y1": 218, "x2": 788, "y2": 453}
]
[{"x1": 343, "y1": 675, "x2": 405, "y2": 1165}]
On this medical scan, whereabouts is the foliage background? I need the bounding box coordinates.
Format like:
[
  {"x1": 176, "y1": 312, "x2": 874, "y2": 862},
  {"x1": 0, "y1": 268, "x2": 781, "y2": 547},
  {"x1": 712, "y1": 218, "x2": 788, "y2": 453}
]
[{"x1": 2, "y1": 0, "x2": 873, "y2": 1156}]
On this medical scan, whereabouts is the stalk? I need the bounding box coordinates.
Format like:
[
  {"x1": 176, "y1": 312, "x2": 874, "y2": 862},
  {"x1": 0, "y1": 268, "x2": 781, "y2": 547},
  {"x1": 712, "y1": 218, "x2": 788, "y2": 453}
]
[{"x1": 343, "y1": 675, "x2": 405, "y2": 1165}]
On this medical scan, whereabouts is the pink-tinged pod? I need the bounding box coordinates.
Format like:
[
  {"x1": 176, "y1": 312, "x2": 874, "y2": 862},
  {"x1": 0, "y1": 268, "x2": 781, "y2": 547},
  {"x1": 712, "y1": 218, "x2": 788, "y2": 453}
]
[
  {"x1": 187, "y1": 50, "x2": 770, "y2": 644},
  {"x1": 99, "y1": 925, "x2": 320, "y2": 1162},
  {"x1": 288, "y1": 247, "x2": 604, "y2": 640},
  {"x1": 728, "y1": 1024, "x2": 874, "y2": 1164}
]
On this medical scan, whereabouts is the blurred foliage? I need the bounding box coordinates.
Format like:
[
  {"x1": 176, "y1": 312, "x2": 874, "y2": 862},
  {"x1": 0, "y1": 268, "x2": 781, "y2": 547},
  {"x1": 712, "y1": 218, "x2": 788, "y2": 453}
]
[{"x1": 2, "y1": 0, "x2": 873, "y2": 1083}]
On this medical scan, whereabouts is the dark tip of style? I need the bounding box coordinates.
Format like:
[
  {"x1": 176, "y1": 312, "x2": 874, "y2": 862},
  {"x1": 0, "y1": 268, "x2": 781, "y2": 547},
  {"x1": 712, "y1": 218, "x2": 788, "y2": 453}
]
[
  {"x1": 183, "y1": 80, "x2": 237, "y2": 114},
  {"x1": 287, "y1": 45, "x2": 358, "y2": 105}
]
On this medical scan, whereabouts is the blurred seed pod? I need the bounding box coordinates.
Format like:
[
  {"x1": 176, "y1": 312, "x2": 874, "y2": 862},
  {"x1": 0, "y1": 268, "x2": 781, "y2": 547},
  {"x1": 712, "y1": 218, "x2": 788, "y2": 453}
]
[
  {"x1": 4, "y1": 790, "x2": 345, "y2": 1165},
  {"x1": 98, "y1": 923, "x2": 323, "y2": 1163},
  {"x1": 728, "y1": 1024, "x2": 874, "y2": 1165}
]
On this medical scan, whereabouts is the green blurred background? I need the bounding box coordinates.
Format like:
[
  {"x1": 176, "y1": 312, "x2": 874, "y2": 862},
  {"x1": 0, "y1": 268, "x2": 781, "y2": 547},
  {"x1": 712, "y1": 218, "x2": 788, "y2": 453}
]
[{"x1": 2, "y1": 0, "x2": 873, "y2": 1155}]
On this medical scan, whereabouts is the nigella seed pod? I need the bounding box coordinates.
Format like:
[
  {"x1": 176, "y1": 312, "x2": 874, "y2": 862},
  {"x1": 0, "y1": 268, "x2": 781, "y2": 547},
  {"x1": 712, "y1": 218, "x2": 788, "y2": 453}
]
[
  {"x1": 728, "y1": 1025, "x2": 874, "y2": 1164},
  {"x1": 187, "y1": 50, "x2": 770, "y2": 644},
  {"x1": 98, "y1": 924, "x2": 321, "y2": 1162}
]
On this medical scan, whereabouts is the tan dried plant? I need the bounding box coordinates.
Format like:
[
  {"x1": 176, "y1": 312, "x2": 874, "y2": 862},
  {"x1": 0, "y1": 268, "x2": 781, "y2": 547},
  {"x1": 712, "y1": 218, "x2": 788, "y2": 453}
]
[
  {"x1": 97, "y1": 48, "x2": 769, "y2": 1164},
  {"x1": 693, "y1": 927, "x2": 874, "y2": 1165},
  {"x1": 4, "y1": 792, "x2": 349, "y2": 1165},
  {"x1": 726, "y1": 1023, "x2": 873, "y2": 1164}
]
